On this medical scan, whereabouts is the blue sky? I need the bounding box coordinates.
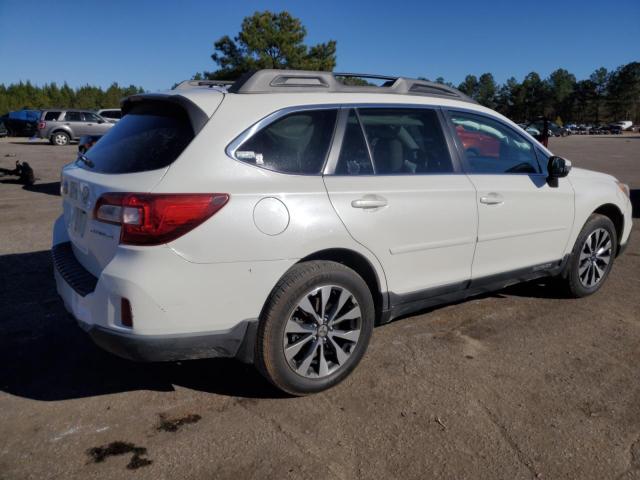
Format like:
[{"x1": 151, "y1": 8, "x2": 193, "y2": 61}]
[{"x1": 1, "y1": 0, "x2": 638, "y2": 91}]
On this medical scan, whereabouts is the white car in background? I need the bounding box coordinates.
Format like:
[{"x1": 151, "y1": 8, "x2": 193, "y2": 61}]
[
  {"x1": 96, "y1": 109, "x2": 122, "y2": 123},
  {"x1": 53, "y1": 70, "x2": 633, "y2": 395},
  {"x1": 612, "y1": 120, "x2": 632, "y2": 131}
]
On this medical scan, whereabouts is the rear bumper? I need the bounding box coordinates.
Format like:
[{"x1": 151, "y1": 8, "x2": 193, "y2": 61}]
[
  {"x1": 77, "y1": 318, "x2": 255, "y2": 362},
  {"x1": 53, "y1": 241, "x2": 258, "y2": 362}
]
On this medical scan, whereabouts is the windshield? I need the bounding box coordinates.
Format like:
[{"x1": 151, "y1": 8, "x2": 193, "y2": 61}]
[{"x1": 79, "y1": 101, "x2": 194, "y2": 174}]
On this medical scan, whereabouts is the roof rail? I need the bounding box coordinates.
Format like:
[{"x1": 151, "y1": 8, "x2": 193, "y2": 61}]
[
  {"x1": 227, "y1": 69, "x2": 476, "y2": 103},
  {"x1": 173, "y1": 79, "x2": 235, "y2": 90}
]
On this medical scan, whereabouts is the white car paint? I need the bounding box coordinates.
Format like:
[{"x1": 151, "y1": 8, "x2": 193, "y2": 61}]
[
  {"x1": 468, "y1": 174, "x2": 574, "y2": 278},
  {"x1": 52, "y1": 81, "x2": 633, "y2": 361}
]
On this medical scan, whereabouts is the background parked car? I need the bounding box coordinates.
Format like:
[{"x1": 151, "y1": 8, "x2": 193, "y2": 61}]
[
  {"x1": 454, "y1": 123, "x2": 500, "y2": 157},
  {"x1": 613, "y1": 120, "x2": 633, "y2": 131},
  {"x1": 0, "y1": 109, "x2": 40, "y2": 137},
  {"x1": 526, "y1": 120, "x2": 568, "y2": 137},
  {"x1": 0, "y1": 120, "x2": 7, "y2": 138},
  {"x1": 96, "y1": 108, "x2": 122, "y2": 123},
  {"x1": 37, "y1": 109, "x2": 113, "y2": 146}
]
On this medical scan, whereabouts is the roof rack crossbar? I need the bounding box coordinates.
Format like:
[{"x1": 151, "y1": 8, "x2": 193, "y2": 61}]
[{"x1": 226, "y1": 69, "x2": 476, "y2": 103}]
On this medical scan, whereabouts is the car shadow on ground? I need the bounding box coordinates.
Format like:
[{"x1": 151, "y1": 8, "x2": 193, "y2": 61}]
[
  {"x1": 0, "y1": 180, "x2": 60, "y2": 196},
  {"x1": 25, "y1": 181, "x2": 60, "y2": 196},
  {"x1": 8, "y1": 140, "x2": 54, "y2": 146},
  {"x1": 0, "y1": 250, "x2": 284, "y2": 402}
]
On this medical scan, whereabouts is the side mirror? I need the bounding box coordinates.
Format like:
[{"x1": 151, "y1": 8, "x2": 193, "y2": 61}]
[
  {"x1": 97, "y1": 119, "x2": 105, "y2": 124},
  {"x1": 547, "y1": 156, "x2": 571, "y2": 178}
]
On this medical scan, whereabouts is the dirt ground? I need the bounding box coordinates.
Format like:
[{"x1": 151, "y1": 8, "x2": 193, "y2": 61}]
[{"x1": 0, "y1": 134, "x2": 639, "y2": 480}]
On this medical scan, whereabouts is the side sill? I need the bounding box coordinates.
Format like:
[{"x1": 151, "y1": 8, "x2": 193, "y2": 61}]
[{"x1": 382, "y1": 257, "x2": 569, "y2": 323}]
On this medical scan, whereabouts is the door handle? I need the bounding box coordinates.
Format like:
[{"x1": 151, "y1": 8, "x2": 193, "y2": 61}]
[
  {"x1": 479, "y1": 193, "x2": 504, "y2": 205},
  {"x1": 351, "y1": 195, "x2": 388, "y2": 209}
]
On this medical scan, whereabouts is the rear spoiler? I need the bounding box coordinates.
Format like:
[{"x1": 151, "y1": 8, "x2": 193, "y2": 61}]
[{"x1": 121, "y1": 93, "x2": 210, "y2": 133}]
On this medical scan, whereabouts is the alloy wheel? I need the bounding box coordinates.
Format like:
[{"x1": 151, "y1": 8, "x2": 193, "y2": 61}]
[
  {"x1": 578, "y1": 228, "x2": 612, "y2": 288},
  {"x1": 54, "y1": 133, "x2": 68, "y2": 145},
  {"x1": 283, "y1": 285, "x2": 362, "y2": 379}
]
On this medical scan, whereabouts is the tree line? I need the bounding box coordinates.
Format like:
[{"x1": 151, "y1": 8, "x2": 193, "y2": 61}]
[
  {"x1": 199, "y1": 11, "x2": 639, "y2": 125},
  {"x1": 2, "y1": 10, "x2": 638, "y2": 126},
  {"x1": 450, "y1": 63, "x2": 640, "y2": 125},
  {"x1": 0, "y1": 82, "x2": 144, "y2": 115}
]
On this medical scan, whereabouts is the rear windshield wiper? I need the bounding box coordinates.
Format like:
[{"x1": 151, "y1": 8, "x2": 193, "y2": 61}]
[{"x1": 77, "y1": 153, "x2": 95, "y2": 168}]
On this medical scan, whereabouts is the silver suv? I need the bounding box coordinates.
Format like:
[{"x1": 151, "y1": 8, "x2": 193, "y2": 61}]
[{"x1": 38, "y1": 110, "x2": 113, "y2": 145}]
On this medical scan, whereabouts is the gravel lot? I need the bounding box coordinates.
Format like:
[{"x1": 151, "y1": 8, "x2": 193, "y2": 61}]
[{"x1": 0, "y1": 135, "x2": 639, "y2": 479}]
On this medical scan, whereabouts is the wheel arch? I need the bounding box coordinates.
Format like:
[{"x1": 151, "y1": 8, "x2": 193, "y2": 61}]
[
  {"x1": 300, "y1": 248, "x2": 387, "y2": 325},
  {"x1": 592, "y1": 203, "x2": 624, "y2": 254}
]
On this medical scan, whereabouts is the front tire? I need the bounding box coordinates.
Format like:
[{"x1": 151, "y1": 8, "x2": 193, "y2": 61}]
[
  {"x1": 562, "y1": 214, "x2": 617, "y2": 298},
  {"x1": 256, "y1": 261, "x2": 374, "y2": 396}
]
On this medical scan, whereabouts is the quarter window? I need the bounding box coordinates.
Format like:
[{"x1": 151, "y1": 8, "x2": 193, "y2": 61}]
[
  {"x1": 449, "y1": 112, "x2": 540, "y2": 174},
  {"x1": 234, "y1": 109, "x2": 337, "y2": 174},
  {"x1": 335, "y1": 108, "x2": 454, "y2": 175},
  {"x1": 64, "y1": 111, "x2": 82, "y2": 122},
  {"x1": 44, "y1": 111, "x2": 61, "y2": 121}
]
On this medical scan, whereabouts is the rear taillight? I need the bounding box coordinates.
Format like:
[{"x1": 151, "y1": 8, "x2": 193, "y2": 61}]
[
  {"x1": 38, "y1": 121, "x2": 46, "y2": 130},
  {"x1": 94, "y1": 193, "x2": 229, "y2": 245}
]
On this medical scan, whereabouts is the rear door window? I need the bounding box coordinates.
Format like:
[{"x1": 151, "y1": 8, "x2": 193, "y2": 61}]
[
  {"x1": 233, "y1": 109, "x2": 337, "y2": 174},
  {"x1": 65, "y1": 111, "x2": 82, "y2": 122},
  {"x1": 334, "y1": 108, "x2": 454, "y2": 175},
  {"x1": 335, "y1": 110, "x2": 374, "y2": 175},
  {"x1": 78, "y1": 102, "x2": 194, "y2": 174}
]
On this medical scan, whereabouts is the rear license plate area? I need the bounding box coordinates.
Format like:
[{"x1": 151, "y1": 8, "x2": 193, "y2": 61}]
[{"x1": 72, "y1": 207, "x2": 87, "y2": 237}]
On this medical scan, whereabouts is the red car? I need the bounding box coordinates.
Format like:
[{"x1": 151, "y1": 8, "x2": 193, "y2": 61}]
[{"x1": 455, "y1": 125, "x2": 499, "y2": 157}]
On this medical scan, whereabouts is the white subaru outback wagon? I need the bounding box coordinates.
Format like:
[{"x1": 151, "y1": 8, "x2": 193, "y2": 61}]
[{"x1": 53, "y1": 70, "x2": 633, "y2": 395}]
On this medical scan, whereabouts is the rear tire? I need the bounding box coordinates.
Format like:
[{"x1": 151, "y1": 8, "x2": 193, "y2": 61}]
[
  {"x1": 561, "y1": 214, "x2": 617, "y2": 298},
  {"x1": 51, "y1": 131, "x2": 70, "y2": 146},
  {"x1": 256, "y1": 261, "x2": 374, "y2": 396}
]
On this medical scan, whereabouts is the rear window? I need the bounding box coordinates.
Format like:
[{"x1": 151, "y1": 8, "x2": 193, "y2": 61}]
[
  {"x1": 102, "y1": 110, "x2": 122, "y2": 119},
  {"x1": 79, "y1": 102, "x2": 194, "y2": 174}
]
